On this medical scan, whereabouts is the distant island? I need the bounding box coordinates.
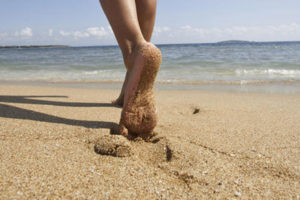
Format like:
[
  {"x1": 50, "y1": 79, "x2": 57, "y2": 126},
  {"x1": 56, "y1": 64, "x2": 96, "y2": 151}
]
[
  {"x1": 217, "y1": 40, "x2": 256, "y2": 44},
  {"x1": 0, "y1": 45, "x2": 70, "y2": 49}
]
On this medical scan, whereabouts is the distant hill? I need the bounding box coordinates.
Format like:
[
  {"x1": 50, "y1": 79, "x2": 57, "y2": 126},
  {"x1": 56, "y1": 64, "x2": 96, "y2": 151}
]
[
  {"x1": 0, "y1": 45, "x2": 70, "y2": 49},
  {"x1": 217, "y1": 40, "x2": 255, "y2": 44}
]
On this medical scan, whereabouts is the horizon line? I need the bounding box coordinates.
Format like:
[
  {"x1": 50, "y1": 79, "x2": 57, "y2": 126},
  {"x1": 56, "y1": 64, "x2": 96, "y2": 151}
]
[{"x1": 1, "y1": 40, "x2": 300, "y2": 48}]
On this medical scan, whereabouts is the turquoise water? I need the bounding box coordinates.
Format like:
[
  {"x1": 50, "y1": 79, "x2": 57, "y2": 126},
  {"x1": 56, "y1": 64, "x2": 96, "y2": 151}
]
[{"x1": 1, "y1": 42, "x2": 300, "y2": 88}]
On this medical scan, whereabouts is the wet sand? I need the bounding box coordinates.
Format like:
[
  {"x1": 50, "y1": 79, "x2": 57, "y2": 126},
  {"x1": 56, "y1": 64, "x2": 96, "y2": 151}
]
[{"x1": 0, "y1": 85, "x2": 299, "y2": 199}]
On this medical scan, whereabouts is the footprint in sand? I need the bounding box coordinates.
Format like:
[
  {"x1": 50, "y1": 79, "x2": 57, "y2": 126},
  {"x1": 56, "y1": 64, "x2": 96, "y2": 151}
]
[
  {"x1": 94, "y1": 135, "x2": 132, "y2": 157},
  {"x1": 131, "y1": 136, "x2": 174, "y2": 164},
  {"x1": 92, "y1": 130, "x2": 174, "y2": 163}
]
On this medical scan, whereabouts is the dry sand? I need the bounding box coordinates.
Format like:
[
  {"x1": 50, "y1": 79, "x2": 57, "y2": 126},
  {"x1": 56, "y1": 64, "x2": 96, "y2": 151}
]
[{"x1": 0, "y1": 85, "x2": 299, "y2": 199}]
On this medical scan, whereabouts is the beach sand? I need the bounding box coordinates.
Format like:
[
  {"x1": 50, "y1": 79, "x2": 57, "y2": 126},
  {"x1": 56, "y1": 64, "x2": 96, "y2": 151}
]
[{"x1": 0, "y1": 85, "x2": 299, "y2": 199}]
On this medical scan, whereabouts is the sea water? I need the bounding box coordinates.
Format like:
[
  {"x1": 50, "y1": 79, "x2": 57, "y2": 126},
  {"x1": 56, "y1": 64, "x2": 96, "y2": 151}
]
[{"x1": 1, "y1": 42, "x2": 300, "y2": 93}]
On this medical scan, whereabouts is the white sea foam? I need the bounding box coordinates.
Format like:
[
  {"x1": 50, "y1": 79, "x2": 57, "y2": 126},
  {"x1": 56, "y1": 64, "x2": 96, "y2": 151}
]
[
  {"x1": 235, "y1": 69, "x2": 300, "y2": 77},
  {"x1": 84, "y1": 70, "x2": 99, "y2": 75}
]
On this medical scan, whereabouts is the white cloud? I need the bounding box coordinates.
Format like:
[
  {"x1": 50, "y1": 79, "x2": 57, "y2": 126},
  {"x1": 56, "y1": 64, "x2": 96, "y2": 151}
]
[
  {"x1": 87, "y1": 27, "x2": 108, "y2": 37},
  {"x1": 153, "y1": 26, "x2": 171, "y2": 37},
  {"x1": 180, "y1": 25, "x2": 192, "y2": 31},
  {"x1": 155, "y1": 26, "x2": 171, "y2": 33},
  {"x1": 48, "y1": 29, "x2": 53, "y2": 37},
  {"x1": 59, "y1": 30, "x2": 71, "y2": 36},
  {"x1": 60, "y1": 30, "x2": 89, "y2": 38},
  {"x1": 15, "y1": 27, "x2": 33, "y2": 37},
  {"x1": 73, "y1": 31, "x2": 90, "y2": 38},
  {"x1": 59, "y1": 27, "x2": 109, "y2": 40},
  {"x1": 21, "y1": 27, "x2": 33, "y2": 37}
]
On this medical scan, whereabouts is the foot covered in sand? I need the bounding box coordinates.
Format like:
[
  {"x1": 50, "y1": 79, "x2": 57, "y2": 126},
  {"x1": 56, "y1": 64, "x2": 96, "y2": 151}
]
[
  {"x1": 112, "y1": 71, "x2": 130, "y2": 107},
  {"x1": 118, "y1": 42, "x2": 162, "y2": 140}
]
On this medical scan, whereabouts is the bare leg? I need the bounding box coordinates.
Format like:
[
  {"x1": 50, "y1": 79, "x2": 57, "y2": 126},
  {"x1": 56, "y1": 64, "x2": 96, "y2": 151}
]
[
  {"x1": 111, "y1": 0, "x2": 158, "y2": 106},
  {"x1": 99, "y1": 0, "x2": 161, "y2": 138},
  {"x1": 136, "y1": 0, "x2": 157, "y2": 42}
]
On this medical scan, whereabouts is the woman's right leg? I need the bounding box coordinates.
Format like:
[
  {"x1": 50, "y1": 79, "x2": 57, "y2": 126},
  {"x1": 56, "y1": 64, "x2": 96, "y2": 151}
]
[
  {"x1": 136, "y1": 0, "x2": 157, "y2": 42},
  {"x1": 100, "y1": 0, "x2": 145, "y2": 62},
  {"x1": 111, "y1": 0, "x2": 158, "y2": 106}
]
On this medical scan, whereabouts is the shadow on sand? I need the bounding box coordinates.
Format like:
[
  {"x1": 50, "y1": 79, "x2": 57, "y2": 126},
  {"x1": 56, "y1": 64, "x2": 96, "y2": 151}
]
[{"x1": 0, "y1": 95, "x2": 119, "y2": 129}]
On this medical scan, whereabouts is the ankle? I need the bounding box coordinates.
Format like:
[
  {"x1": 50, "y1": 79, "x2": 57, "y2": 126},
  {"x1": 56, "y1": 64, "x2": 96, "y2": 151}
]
[{"x1": 123, "y1": 41, "x2": 147, "y2": 70}]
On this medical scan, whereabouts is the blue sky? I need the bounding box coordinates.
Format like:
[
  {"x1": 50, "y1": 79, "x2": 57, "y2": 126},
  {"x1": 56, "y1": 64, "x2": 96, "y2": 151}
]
[{"x1": 0, "y1": 0, "x2": 299, "y2": 46}]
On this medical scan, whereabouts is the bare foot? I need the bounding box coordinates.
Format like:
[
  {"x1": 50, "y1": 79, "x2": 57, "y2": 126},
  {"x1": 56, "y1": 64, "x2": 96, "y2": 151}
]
[
  {"x1": 111, "y1": 71, "x2": 130, "y2": 107},
  {"x1": 119, "y1": 42, "x2": 162, "y2": 139}
]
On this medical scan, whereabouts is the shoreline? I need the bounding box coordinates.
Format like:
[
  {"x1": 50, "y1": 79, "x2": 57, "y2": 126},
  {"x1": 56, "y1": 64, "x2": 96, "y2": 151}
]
[{"x1": 1, "y1": 80, "x2": 300, "y2": 94}]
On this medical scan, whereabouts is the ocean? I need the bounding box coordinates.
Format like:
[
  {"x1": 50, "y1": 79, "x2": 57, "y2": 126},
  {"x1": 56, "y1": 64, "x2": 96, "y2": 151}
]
[{"x1": 1, "y1": 42, "x2": 300, "y2": 93}]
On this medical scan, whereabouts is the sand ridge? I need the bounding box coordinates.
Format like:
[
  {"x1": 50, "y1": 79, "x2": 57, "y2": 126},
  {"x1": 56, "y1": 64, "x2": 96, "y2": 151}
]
[{"x1": 0, "y1": 85, "x2": 299, "y2": 199}]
